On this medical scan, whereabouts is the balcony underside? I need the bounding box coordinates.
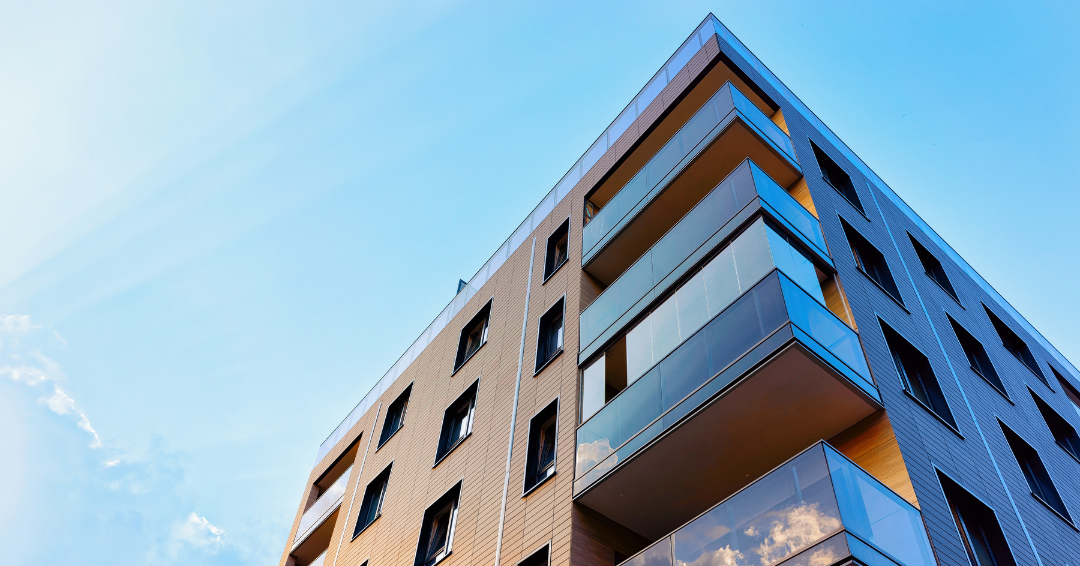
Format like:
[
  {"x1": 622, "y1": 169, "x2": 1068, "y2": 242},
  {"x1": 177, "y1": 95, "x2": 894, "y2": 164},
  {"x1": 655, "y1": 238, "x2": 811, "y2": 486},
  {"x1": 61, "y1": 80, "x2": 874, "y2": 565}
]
[
  {"x1": 576, "y1": 341, "x2": 879, "y2": 540},
  {"x1": 585, "y1": 116, "x2": 801, "y2": 286},
  {"x1": 291, "y1": 508, "x2": 339, "y2": 566}
]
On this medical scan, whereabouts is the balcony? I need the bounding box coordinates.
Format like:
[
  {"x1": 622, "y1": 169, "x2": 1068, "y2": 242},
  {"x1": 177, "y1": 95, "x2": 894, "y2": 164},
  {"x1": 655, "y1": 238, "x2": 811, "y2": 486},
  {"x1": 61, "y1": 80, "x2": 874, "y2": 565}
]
[
  {"x1": 574, "y1": 270, "x2": 881, "y2": 538},
  {"x1": 620, "y1": 442, "x2": 935, "y2": 566},
  {"x1": 293, "y1": 466, "x2": 350, "y2": 551},
  {"x1": 581, "y1": 82, "x2": 801, "y2": 284},
  {"x1": 579, "y1": 159, "x2": 827, "y2": 361}
]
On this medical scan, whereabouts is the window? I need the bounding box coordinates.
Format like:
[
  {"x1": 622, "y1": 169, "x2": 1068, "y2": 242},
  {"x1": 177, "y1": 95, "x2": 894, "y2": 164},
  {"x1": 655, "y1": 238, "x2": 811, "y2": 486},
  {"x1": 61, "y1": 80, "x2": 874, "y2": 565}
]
[
  {"x1": 544, "y1": 219, "x2": 570, "y2": 281},
  {"x1": 454, "y1": 301, "x2": 491, "y2": 372},
  {"x1": 908, "y1": 234, "x2": 959, "y2": 302},
  {"x1": 947, "y1": 315, "x2": 1006, "y2": 397},
  {"x1": 414, "y1": 483, "x2": 461, "y2": 566},
  {"x1": 353, "y1": 464, "x2": 392, "y2": 537},
  {"x1": 535, "y1": 298, "x2": 565, "y2": 373},
  {"x1": 379, "y1": 385, "x2": 412, "y2": 448},
  {"x1": 524, "y1": 400, "x2": 558, "y2": 494},
  {"x1": 810, "y1": 141, "x2": 864, "y2": 212},
  {"x1": 843, "y1": 220, "x2": 903, "y2": 304},
  {"x1": 983, "y1": 306, "x2": 1046, "y2": 384},
  {"x1": 1000, "y1": 422, "x2": 1072, "y2": 522},
  {"x1": 435, "y1": 381, "x2": 478, "y2": 464},
  {"x1": 1030, "y1": 391, "x2": 1080, "y2": 461},
  {"x1": 881, "y1": 322, "x2": 957, "y2": 428},
  {"x1": 1050, "y1": 366, "x2": 1080, "y2": 420},
  {"x1": 938, "y1": 472, "x2": 1017, "y2": 566},
  {"x1": 518, "y1": 544, "x2": 550, "y2": 566}
]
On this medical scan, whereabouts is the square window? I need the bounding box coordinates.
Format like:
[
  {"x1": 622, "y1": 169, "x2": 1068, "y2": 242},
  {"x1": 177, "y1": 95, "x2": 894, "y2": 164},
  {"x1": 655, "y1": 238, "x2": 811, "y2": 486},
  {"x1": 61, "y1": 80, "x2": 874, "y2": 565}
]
[
  {"x1": 524, "y1": 400, "x2": 558, "y2": 494},
  {"x1": 353, "y1": 464, "x2": 392, "y2": 538},
  {"x1": 842, "y1": 220, "x2": 903, "y2": 305},
  {"x1": 535, "y1": 299, "x2": 565, "y2": 373},
  {"x1": 435, "y1": 381, "x2": 478, "y2": 464},
  {"x1": 454, "y1": 301, "x2": 491, "y2": 372},
  {"x1": 881, "y1": 322, "x2": 957, "y2": 428},
  {"x1": 518, "y1": 545, "x2": 550, "y2": 566},
  {"x1": 1000, "y1": 422, "x2": 1072, "y2": 522},
  {"x1": 908, "y1": 234, "x2": 959, "y2": 302},
  {"x1": 1029, "y1": 390, "x2": 1080, "y2": 462},
  {"x1": 938, "y1": 472, "x2": 1018, "y2": 566},
  {"x1": 379, "y1": 385, "x2": 412, "y2": 448},
  {"x1": 983, "y1": 305, "x2": 1046, "y2": 385},
  {"x1": 544, "y1": 219, "x2": 570, "y2": 281},
  {"x1": 810, "y1": 141, "x2": 864, "y2": 213},
  {"x1": 414, "y1": 483, "x2": 461, "y2": 566},
  {"x1": 947, "y1": 315, "x2": 1007, "y2": 398}
]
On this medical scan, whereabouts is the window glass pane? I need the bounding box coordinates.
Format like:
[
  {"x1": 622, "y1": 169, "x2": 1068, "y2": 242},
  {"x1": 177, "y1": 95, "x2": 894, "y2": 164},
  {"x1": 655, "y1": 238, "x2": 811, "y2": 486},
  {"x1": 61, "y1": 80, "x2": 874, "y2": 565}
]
[
  {"x1": 702, "y1": 247, "x2": 739, "y2": 316},
  {"x1": 676, "y1": 271, "x2": 709, "y2": 339},
  {"x1": 581, "y1": 357, "x2": 606, "y2": 422},
  {"x1": 732, "y1": 220, "x2": 773, "y2": 290},
  {"x1": 626, "y1": 321, "x2": 653, "y2": 386},
  {"x1": 648, "y1": 295, "x2": 681, "y2": 366},
  {"x1": 660, "y1": 332, "x2": 710, "y2": 411}
]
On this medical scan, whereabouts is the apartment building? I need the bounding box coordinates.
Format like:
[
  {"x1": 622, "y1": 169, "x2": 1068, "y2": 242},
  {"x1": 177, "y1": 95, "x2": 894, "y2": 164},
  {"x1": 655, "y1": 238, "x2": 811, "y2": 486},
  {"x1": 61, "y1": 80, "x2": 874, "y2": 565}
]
[{"x1": 280, "y1": 14, "x2": 1080, "y2": 566}]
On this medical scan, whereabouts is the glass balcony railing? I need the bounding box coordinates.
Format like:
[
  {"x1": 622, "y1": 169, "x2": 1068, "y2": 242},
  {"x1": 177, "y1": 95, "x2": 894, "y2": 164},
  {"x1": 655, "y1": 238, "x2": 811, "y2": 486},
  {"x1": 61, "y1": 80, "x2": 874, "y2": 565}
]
[
  {"x1": 309, "y1": 552, "x2": 327, "y2": 566},
  {"x1": 582, "y1": 83, "x2": 797, "y2": 257},
  {"x1": 576, "y1": 270, "x2": 876, "y2": 490},
  {"x1": 620, "y1": 442, "x2": 934, "y2": 566},
  {"x1": 294, "y1": 466, "x2": 351, "y2": 546},
  {"x1": 579, "y1": 160, "x2": 826, "y2": 356}
]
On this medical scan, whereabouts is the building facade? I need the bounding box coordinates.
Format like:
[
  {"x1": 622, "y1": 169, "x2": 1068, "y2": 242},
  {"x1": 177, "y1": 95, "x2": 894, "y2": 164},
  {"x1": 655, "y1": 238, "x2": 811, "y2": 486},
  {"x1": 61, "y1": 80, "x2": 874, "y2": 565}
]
[{"x1": 280, "y1": 15, "x2": 1080, "y2": 566}]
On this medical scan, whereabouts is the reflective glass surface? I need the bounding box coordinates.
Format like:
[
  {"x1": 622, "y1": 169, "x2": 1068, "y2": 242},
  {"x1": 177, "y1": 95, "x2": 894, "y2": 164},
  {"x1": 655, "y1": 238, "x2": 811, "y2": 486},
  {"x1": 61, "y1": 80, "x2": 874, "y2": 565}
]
[
  {"x1": 295, "y1": 466, "x2": 351, "y2": 543},
  {"x1": 617, "y1": 443, "x2": 933, "y2": 566},
  {"x1": 582, "y1": 84, "x2": 797, "y2": 256},
  {"x1": 580, "y1": 161, "x2": 826, "y2": 353}
]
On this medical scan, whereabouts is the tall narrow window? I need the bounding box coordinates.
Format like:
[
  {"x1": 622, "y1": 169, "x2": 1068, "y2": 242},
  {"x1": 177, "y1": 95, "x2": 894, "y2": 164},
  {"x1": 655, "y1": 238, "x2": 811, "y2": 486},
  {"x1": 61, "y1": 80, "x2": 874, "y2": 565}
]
[
  {"x1": 1050, "y1": 366, "x2": 1080, "y2": 420},
  {"x1": 947, "y1": 315, "x2": 1007, "y2": 397},
  {"x1": 544, "y1": 219, "x2": 570, "y2": 281},
  {"x1": 379, "y1": 385, "x2": 412, "y2": 448},
  {"x1": 524, "y1": 400, "x2": 558, "y2": 494},
  {"x1": 983, "y1": 306, "x2": 1046, "y2": 384},
  {"x1": 843, "y1": 220, "x2": 903, "y2": 304},
  {"x1": 535, "y1": 298, "x2": 565, "y2": 373},
  {"x1": 881, "y1": 322, "x2": 957, "y2": 428},
  {"x1": 1000, "y1": 422, "x2": 1072, "y2": 522},
  {"x1": 518, "y1": 544, "x2": 550, "y2": 566},
  {"x1": 1029, "y1": 391, "x2": 1080, "y2": 461},
  {"x1": 908, "y1": 233, "x2": 960, "y2": 302},
  {"x1": 455, "y1": 301, "x2": 491, "y2": 372},
  {"x1": 414, "y1": 483, "x2": 461, "y2": 566},
  {"x1": 354, "y1": 464, "x2": 392, "y2": 538},
  {"x1": 435, "y1": 381, "x2": 478, "y2": 464},
  {"x1": 938, "y1": 472, "x2": 1017, "y2": 566},
  {"x1": 810, "y1": 140, "x2": 864, "y2": 213}
]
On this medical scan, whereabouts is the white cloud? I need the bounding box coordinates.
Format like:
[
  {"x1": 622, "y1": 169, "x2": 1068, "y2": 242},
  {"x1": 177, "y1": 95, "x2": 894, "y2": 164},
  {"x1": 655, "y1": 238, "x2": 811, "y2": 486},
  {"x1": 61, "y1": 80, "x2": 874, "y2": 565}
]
[
  {"x1": 0, "y1": 314, "x2": 37, "y2": 332},
  {"x1": 173, "y1": 512, "x2": 225, "y2": 550},
  {"x1": 78, "y1": 414, "x2": 103, "y2": 449},
  {"x1": 104, "y1": 459, "x2": 121, "y2": 467},
  {"x1": 0, "y1": 364, "x2": 51, "y2": 385},
  {"x1": 42, "y1": 387, "x2": 76, "y2": 414}
]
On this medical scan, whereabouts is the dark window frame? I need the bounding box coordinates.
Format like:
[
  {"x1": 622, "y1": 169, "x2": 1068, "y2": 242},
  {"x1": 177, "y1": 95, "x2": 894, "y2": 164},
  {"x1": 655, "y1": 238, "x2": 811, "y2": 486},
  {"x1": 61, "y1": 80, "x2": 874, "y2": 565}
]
[
  {"x1": 937, "y1": 469, "x2": 1018, "y2": 566},
  {"x1": 809, "y1": 140, "x2": 865, "y2": 214},
  {"x1": 908, "y1": 233, "x2": 961, "y2": 304},
  {"x1": 523, "y1": 399, "x2": 559, "y2": 496},
  {"x1": 413, "y1": 482, "x2": 462, "y2": 566},
  {"x1": 1029, "y1": 389, "x2": 1080, "y2": 463},
  {"x1": 947, "y1": 314, "x2": 1008, "y2": 400},
  {"x1": 434, "y1": 380, "x2": 479, "y2": 467},
  {"x1": 881, "y1": 321, "x2": 959, "y2": 431},
  {"x1": 999, "y1": 421, "x2": 1074, "y2": 525},
  {"x1": 534, "y1": 297, "x2": 565, "y2": 374},
  {"x1": 841, "y1": 218, "x2": 905, "y2": 306},
  {"x1": 378, "y1": 384, "x2": 413, "y2": 449},
  {"x1": 983, "y1": 305, "x2": 1047, "y2": 386},
  {"x1": 453, "y1": 300, "x2": 492, "y2": 374},
  {"x1": 517, "y1": 543, "x2": 551, "y2": 566},
  {"x1": 543, "y1": 217, "x2": 571, "y2": 283},
  {"x1": 353, "y1": 463, "x2": 393, "y2": 539},
  {"x1": 1050, "y1": 366, "x2": 1080, "y2": 419}
]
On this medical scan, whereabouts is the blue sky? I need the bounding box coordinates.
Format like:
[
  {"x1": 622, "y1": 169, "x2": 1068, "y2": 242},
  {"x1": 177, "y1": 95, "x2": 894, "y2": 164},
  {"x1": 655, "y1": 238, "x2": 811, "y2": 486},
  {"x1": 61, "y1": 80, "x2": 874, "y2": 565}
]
[{"x1": 1, "y1": 1, "x2": 1078, "y2": 564}]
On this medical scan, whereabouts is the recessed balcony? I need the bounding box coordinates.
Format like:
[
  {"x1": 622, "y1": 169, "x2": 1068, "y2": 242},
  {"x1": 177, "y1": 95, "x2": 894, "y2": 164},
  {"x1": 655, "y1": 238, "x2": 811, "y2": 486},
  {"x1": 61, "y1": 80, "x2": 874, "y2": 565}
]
[
  {"x1": 581, "y1": 82, "x2": 801, "y2": 284},
  {"x1": 619, "y1": 442, "x2": 935, "y2": 566},
  {"x1": 574, "y1": 270, "x2": 880, "y2": 539},
  {"x1": 290, "y1": 465, "x2": 350, "y2": 564},
  {"x1": 579, "y1": 159, "x2": 827, "y2": 362}
]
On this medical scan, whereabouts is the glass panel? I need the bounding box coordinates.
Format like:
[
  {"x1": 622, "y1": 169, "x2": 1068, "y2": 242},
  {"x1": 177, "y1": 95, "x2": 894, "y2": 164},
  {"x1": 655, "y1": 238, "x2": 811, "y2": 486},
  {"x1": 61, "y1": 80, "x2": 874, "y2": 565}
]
[
  {"x1": 581, "y1": 357, "x2": 606, "y2": 423},
  {"x1": 702, "y1": 247, "x2": 740, "y2": 316},
  {"x1": 730, "y1": 86, "x2": 795, "y2": 159},
  {"x1": 660, "y1": 332, "x2": 710, "y2": 411},
  {"x1": 825, "y1": 446, "x2": 934, "y2": 566},
  {"x1": 626, "y1": 538, "x2": 672, "y2": 566},
  {"x1": 765, "y1": 224, "x2": 826, "y2": 305},
  {"x1": 649, "y1": 295, "x2": 682, "y2": 365},
  {"x1": 583, "y1": 135, "x2": 608, "y2": 173},
  {"x1": 626, "y1": 320, "x2": 654, "y2": 386},
  {"x1": 779, "y1": 275, "x2": 872, "y2": 382},
  {"x1": 637, "y1": 74, "x2": 667, "y2": 111},
  {"x1": 671, "y1": 446, "x2": 841, "y2": 566},
  {"x1": 751, "y1": 164, "x2": 827, "y2": 254},
  {"x1": 675, "y1": 271, "x2": 710, "y2": 339}
]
